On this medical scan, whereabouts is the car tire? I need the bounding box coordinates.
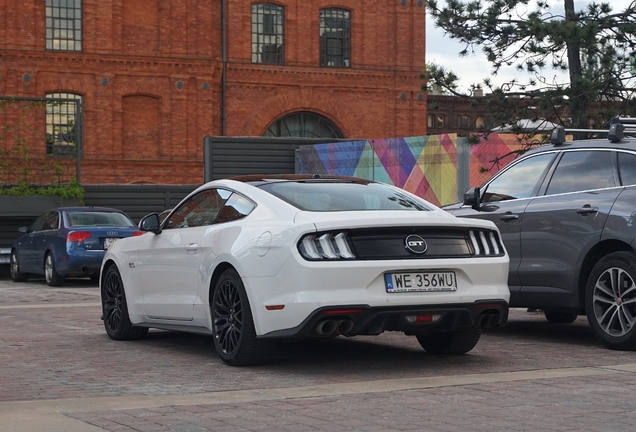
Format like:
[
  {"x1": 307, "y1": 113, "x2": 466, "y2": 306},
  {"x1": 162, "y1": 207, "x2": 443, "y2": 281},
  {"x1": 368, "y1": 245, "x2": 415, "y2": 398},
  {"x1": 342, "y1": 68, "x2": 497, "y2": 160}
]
[
  {"x1": 212, "y1": 268, "x2": 274, "y2": 366},
  {"x1": 416, "y1": 328, "x2": 482, "y2": 355},
  {"x1": 44, "y1": 252, "x2": 64, "y2": 287},
  {"x1": 10, "y1": 250, "x2": 29, "y2": 282},
  {"x1": 102, "y1": 265, "x2": 148, "y2": 341},
  {"x1": 544, "y1": 310, "x2": 578, "y2": 324},
  {"x1": 586, "y1": 251, "x2": 636, "y2": 350}
]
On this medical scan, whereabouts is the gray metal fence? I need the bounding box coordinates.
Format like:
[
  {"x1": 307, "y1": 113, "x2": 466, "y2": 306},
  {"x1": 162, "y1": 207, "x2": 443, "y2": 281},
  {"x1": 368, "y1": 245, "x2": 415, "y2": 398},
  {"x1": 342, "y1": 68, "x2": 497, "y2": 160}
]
[{"x1": 0, "y1": 185, "x2": 197, "y2": 252}]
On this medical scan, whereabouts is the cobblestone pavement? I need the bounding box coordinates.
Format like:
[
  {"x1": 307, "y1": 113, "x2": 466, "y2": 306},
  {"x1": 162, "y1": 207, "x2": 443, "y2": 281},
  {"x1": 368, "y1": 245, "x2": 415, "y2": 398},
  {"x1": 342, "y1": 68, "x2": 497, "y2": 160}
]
[{"x1": 1, "y1": 273, "x2": 636, "y2": 432}]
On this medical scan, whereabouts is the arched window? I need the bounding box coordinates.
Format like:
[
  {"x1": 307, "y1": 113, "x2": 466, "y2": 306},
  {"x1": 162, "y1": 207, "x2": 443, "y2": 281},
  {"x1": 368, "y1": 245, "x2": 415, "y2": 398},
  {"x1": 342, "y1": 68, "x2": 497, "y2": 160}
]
[
  {"x1": 264, "y1": 112, "x2": 343, "y2": 138},
  {"x1": 45, "y1": 93, "x2": 82, "y2": 156}
]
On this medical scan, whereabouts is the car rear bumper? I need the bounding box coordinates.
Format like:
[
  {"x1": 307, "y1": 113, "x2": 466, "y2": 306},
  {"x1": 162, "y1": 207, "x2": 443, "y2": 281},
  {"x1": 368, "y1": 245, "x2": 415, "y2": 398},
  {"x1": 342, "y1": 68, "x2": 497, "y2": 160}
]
[
  {"x1": 57, "y1": 250, "x2": 105, "y2": 276},
  {"x1": 259, "y1": 300, "x2": 509, "y2": 339}
]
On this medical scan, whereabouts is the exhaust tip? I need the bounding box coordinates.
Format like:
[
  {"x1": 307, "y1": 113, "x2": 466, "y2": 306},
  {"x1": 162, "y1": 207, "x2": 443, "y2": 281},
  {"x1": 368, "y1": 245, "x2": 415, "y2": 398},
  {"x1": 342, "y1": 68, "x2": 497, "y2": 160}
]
[
  {"x1": 477, "y1": 312, "x2": 501, "y2": 329},
  {"x1": 337, "y1": 319, "x2": 354, "y2": 335},
  {"x1": 315, "y1": 319, "x2": 338, "y2": 336}
]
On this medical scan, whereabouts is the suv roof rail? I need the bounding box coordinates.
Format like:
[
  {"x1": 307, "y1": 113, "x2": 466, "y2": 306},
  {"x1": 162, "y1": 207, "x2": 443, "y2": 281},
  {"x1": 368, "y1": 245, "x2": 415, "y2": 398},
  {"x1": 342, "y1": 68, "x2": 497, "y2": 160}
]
[{"x1": 550, "y1": 116, "x2": 636, "y2": 145}]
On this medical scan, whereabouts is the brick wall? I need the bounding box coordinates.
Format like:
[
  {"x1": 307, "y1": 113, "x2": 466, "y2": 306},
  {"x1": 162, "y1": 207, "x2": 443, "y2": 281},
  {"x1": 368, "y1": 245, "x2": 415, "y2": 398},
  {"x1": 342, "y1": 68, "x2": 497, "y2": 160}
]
[{"x1": 0, "y1": 0, "x2": 427, "y2": 185}]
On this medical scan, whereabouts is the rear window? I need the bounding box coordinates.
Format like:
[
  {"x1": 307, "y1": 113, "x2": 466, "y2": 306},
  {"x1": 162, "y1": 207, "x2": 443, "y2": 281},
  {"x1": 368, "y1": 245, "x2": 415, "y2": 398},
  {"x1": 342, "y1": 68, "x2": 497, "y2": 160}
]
[
  {"x1": 258, "y1": 181, "x2": 432, "y2": 212},
  {"x1": 68, "y1": 212, "x2": 135, "y2": 227}
]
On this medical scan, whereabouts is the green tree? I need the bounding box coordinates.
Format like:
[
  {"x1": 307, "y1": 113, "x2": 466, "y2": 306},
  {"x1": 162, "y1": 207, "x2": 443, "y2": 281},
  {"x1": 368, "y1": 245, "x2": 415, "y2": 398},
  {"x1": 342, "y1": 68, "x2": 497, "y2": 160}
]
[{"x1": 425, "y1": 0, "x2": 636, "y2": 131}]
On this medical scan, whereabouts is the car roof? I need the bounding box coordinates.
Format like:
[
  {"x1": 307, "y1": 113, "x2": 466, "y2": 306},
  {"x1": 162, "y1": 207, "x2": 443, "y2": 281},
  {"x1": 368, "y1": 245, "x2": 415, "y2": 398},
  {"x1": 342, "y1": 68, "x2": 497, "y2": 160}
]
[
  {"x1": 54, "y1": 207, "x2": 127, "y2": 213},
  {"x1": 523, "y1": 136, "x2": 636, "y2": 157},
  {"x1": 229, "y1": 174, "x2": 374, "y2": 185}
]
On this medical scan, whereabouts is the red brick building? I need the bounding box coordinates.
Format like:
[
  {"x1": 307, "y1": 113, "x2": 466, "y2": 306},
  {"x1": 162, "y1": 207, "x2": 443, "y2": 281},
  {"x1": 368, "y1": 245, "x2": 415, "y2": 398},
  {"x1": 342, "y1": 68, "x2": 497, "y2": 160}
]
[{"x1": 0, "y1": 0, "x2": 427, "y2": 184}]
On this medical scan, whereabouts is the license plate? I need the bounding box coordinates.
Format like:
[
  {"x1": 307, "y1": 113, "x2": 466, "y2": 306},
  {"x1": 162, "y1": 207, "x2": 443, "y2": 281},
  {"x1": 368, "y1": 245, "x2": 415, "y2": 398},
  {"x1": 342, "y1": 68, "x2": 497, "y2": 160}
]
[
  {"x1": 104, "y1": 238, "x2": 119, "y2": 249},
  {"x1": 385, "y1": 271, "x2": 457, "y2": 293}
]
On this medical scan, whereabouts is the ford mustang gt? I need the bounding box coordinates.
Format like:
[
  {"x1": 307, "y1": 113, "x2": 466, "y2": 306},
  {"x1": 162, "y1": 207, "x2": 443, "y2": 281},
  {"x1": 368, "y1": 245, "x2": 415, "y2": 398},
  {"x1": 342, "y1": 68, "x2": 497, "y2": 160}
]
[{"x1": 100, "y1": 175, "x2": 510, "y2": 365}]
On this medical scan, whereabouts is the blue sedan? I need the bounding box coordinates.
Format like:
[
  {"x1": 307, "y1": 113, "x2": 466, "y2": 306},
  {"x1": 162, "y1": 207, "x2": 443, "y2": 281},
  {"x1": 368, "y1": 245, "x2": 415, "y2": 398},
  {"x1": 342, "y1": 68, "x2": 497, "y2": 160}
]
[{"x1": 10, "y1": 207, "x2": 143, "y2": 286}]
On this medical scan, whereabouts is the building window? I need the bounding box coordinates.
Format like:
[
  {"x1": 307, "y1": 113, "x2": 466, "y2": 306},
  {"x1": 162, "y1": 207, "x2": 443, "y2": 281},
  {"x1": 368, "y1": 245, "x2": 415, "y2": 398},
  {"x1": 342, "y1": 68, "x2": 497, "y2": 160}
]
[
  {"x1": 46, "y1": 0, "x2": 82, "y2": 51},
  {"x1": 428, "y1": 114, "x2": 446, "y2": 129},
  {"x1": 46, "y1": 93, "x2": 82, "y2": 156},
  {"x1": 461, "y1": 115, "x2": 470, "y2": 128},
  {"x1": 264, "y1": 112, "x2": 343, "y2": 138},
  {"x1": 252, "y1": 4, "x2": 284, "y2": 64},
  {"x1": 320, "y1": 9, "x2": 350, "y2": 68}
]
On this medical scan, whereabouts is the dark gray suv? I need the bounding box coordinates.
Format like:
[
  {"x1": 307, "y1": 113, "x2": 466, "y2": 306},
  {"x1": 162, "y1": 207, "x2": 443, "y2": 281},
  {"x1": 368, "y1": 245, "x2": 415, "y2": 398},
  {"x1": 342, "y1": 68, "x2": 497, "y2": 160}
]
[{"x1": 445, "y1": 118, "x2": 636, "y2": 350}]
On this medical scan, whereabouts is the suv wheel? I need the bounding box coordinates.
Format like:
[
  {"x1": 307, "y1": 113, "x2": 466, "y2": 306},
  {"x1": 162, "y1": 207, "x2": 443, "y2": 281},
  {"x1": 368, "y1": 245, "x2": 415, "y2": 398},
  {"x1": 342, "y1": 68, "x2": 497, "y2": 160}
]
[{"x1": 586, "y1": 252, "x2": 636, "y2": 350}]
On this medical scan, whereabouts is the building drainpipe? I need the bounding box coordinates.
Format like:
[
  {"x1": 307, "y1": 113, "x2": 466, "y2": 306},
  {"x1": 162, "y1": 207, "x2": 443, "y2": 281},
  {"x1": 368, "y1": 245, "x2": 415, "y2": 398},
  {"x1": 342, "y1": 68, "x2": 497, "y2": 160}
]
[{"x1": 221, "y1": 0, "x2": 227, "y2": 136}]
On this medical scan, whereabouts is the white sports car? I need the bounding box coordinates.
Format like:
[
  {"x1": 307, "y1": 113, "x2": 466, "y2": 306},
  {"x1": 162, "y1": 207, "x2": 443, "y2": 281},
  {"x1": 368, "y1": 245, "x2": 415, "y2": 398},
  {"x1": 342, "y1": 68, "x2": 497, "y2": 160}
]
[{"x1": 100, "y1": 175, "x2": 510, "y2": 365}]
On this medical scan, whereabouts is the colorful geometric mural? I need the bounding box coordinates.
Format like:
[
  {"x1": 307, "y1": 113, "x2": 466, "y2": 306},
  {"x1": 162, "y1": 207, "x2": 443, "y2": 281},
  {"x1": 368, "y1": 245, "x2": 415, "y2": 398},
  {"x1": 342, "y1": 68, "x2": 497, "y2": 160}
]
[
  {"x1": 298, "y1": 134, "x2": 458, "y2": 207},
  {"x1": 297, "y1": 133, "x2": 536, "y2": 207}
]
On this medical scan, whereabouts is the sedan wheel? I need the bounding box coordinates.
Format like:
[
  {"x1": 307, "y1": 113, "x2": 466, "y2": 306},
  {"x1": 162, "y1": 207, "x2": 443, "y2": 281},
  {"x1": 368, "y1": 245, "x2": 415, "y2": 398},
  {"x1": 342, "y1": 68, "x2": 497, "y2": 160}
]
[
  {"x1": 416, "y1": 328, "x2": 482, "y2": 355},
  {"x1": 586, "y1": 252, "x2": 636, "y2": 350},
  {"x1": 44, "y1": 253, "x2": 63, "y2": 287},
  {"x1": 102, "y1": 265, "x2": 148, "y2": 340},
  {"x1": 212, "y1": 268, "x2": 274, "y2": 366},
  {"x1": 10, "y1": 250, "x2": 29, "y2": 282}
]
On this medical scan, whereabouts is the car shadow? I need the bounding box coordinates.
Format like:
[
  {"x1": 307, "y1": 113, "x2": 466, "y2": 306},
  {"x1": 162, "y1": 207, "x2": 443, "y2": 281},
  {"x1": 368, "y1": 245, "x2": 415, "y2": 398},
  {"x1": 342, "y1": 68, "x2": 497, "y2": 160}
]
[{"x1": 97, "y1": 311, "x2": 614, "y2": 374}]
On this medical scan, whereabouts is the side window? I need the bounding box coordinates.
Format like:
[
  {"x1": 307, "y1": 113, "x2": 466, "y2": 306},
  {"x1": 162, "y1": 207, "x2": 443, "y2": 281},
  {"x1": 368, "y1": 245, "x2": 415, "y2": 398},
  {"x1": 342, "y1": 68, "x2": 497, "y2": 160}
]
[
  {"x1": 31, "y1": 213, "x2": 48, "y2": 232},
  {"x1": 164, "y1": 189, "x2": 230, "y2": 229},
  {"x1": 482, "y1": 153, "x2": 556, "y2": 203},
  {"x1": 38, "y1": 211, "x2": 59, "y2": 231},
  {"x1": 546, "y1": 150, "x2": 615, "y2": 195},
  {"x1": 215, "y1": 194, "x2": 256, "y2": 224},
  {"x1": 618, "y1": 152, "x2": 636, "y2": 186}
]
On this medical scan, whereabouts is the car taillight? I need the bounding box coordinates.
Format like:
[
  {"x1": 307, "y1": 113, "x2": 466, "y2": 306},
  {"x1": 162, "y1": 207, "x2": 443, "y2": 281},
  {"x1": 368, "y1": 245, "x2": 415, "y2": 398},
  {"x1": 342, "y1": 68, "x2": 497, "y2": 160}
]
[
  {"x1": 298, "y1": 231, "x2": 356, "y2": 260},
  {"x1": 132, "y1": 231, "x2": 145, "y2": 236},
  {"x1": 67, "y1": 231, "x2": 91, "y2": 242}
]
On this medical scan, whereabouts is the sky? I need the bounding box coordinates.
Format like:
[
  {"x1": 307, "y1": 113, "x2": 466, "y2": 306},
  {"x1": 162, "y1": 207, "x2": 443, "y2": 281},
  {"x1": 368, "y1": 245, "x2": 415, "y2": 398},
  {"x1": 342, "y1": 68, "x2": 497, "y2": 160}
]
[{"x1": 425, "y1": 0, "x2": 635, "y2": 93}]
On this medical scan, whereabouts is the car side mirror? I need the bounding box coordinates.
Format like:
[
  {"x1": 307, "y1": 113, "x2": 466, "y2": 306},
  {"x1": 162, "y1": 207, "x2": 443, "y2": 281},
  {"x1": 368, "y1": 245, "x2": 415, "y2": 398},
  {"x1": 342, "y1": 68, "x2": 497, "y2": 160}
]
[
  {"x1": 463, "y1": 186, "x2": 481, "y2": 210},
  {"x1": 18, "y1": 226, "x2": 29, "y2": 234},
  {"x1": 139, "y1": 213, "x2": 161, "y2": 234}
]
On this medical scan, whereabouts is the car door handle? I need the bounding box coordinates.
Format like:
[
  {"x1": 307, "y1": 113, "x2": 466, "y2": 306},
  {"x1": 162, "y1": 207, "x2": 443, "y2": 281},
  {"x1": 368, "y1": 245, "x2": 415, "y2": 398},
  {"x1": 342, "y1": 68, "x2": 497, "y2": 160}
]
[
  {"x1": 576, "y1": 206, "x2": 599, "y2": 215},
  {"x1": 499, "y1": 213, "x2": 519, "y2": 221},
  {"x1": 184, "y1": 243, "x2": 198, "y2": 251}
]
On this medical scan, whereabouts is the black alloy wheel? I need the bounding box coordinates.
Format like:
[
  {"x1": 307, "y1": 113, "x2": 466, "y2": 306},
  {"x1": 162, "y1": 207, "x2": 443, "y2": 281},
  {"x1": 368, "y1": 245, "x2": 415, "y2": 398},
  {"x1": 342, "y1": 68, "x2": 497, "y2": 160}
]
[
  {"x1": 586, "y1": 252, "x2": 636, "y2": 350},
  {"x1": 102, "y1": 265, "x2": 148, "y2": 340},
  {"x1": 212, "y1": 268, "x2": 274, "y2": 366},
  {"x1": 10, "y1": 250, "x2": 29, "y2": 282}
]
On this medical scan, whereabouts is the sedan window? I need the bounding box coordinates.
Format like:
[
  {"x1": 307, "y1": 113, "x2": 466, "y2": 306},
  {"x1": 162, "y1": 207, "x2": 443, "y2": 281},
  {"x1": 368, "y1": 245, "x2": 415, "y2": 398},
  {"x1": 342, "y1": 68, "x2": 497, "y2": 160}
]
[
  {"x1": 68, "y1": 212, "x2": 135, "y2": 227},
  {"x1": 618, "y1": 152, "x2": 636, "y2": 186},
  {"x1": 546, "y1": 150, "x2": 615, "y2": 195},
  {"x1": 42, "y1": 211, "x2": 60, "y2": 230},
  {"x1": 482, "y1": 153, "x2": 555, "y2": 203}
]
